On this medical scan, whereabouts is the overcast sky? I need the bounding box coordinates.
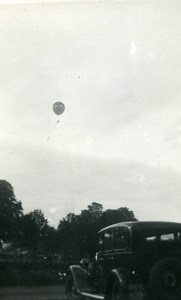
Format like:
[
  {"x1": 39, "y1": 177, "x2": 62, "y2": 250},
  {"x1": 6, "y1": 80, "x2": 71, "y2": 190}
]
[{"x1": 0, "y1": 1, "x2": 181, "y2": 227}]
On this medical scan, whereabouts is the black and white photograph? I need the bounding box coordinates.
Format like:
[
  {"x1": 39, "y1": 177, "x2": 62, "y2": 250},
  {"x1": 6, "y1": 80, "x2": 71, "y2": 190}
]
[{"x1": 0, "y1": 1, "x2": 180, "y2": 299}]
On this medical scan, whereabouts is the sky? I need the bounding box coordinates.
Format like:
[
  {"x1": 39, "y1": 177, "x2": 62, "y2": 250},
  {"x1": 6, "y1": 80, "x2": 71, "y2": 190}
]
[{"x1": 0, "y1": 1, "x2": 181, "y2": 227}]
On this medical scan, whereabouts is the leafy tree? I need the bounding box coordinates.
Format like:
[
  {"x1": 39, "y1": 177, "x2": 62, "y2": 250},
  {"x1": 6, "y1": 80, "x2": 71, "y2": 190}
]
[
  {"x1": 87, "y1": 202, "x2": 103, "y2": 219},
  {"x1": 57, "y1": 203, "x2": 137, "y2": 262},
  {"x1": 57, "y1": 204, "x2": 103, "y2": 260},
  {"x1": 20, "y1": 209, "x2": 48, "y2": 260},
  {"x1": 79, "y1": 203, "x2": 103, "y2": 257},
  {"x1": 57, "y1": 213, "x2": 81, "y2": 261},
  {"x1": 0, "y1": 180, "x2": 23, "y2": 243},
  {"x1": 42, "y1": 226, "x2": 58, "y2": 256},
  {"x1": 101, "y1": 207, "x2": 137, "y2": 228}
]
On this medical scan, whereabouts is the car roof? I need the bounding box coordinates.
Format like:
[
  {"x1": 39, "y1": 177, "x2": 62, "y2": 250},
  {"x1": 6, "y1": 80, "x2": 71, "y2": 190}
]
[{"x1": 98, "y1": 221, "x2": 181, "y2": 234}]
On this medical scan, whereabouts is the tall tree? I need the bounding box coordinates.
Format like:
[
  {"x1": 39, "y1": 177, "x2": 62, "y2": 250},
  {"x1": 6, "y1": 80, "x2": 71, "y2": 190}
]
[
  {"x1": 20, "y1": 209, "x2": 48, "y2": 260},
  {"x1": 79, "y1": 203, "x2": 103, "y2": 257},
  {"x1": 101, "y1": 207, "x2": 137, "y2": 228},
  {"x1": 57, "y1": 213, "x2": 81, "y2": 261},
  {"x1": 0, "y1": 180, "x2": 23, "y2": 242},
  {"x1": 42, "y1": 226, "x2": 58, "y2": 256},
  {"x1": 87, "y1": 202, "x2": 103, "y2": 219},
  {"x1": 57, "y1": 203, "x2": 137, "y2": 262}
]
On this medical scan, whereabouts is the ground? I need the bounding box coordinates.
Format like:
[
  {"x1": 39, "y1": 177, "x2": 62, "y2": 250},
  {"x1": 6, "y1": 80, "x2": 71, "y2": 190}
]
[{"x1": 0, "y1": 285, "x2": 66, "y2": 300}]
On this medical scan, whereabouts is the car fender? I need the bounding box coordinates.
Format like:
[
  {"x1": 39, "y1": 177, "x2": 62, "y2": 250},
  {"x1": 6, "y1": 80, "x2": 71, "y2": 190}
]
[
  {"x1": 104, "y1": 268, "x2": 129, "y2": 300},
  {"x1": 67, "y1": 265, "x2": 93, "y2": 294}
]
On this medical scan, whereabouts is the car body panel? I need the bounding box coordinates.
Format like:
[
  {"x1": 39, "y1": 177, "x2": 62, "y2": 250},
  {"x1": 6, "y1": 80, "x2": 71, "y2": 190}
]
[{"x1": 65, "y1": 221, "x2": 181, "y2": 300}]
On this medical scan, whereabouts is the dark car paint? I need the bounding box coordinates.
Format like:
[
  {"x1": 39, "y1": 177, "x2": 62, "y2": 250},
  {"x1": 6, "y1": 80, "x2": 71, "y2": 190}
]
[{"x1": 66, "y1": 221, "x2": 181, "y2": 299}]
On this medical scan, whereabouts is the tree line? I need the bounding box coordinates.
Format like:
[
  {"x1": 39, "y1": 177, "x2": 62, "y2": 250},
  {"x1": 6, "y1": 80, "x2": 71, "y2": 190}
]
[{"x1": 0, "y1": 180, "x2": 137, "y2": 263}]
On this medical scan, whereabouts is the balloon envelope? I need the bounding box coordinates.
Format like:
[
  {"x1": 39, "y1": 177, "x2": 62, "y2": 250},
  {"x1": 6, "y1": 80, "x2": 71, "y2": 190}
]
[{"x1": 53, "y1": 102, "x2": 65, "y2": 115}]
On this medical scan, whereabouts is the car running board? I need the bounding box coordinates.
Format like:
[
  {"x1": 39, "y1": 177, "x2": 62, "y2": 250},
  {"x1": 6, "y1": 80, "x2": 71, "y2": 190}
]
[{"x1": 81, "y1": 292, "x2": 104, "y2": 300}]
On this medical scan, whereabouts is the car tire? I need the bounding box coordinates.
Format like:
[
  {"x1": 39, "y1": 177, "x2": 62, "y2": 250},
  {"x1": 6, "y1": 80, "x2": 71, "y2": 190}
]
[
  {"x1": 149, "y1": 257, "x2": 181, "y2": 300},
  {"x1": 110, "y1": 279, "x2": 129, "y2": 300},
  {"x1": 65, "y1": 274, "x2": 84, "y2": 300}
]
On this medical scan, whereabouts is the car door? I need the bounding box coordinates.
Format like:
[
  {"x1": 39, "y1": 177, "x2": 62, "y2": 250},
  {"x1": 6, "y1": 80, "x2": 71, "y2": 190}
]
[
  {"x1": 111, "y1": 227, "x2": 131, "y2": 271},
  {"x1": 96, "y1": 229, "x2": 114, "y2": 286},
  {"x1": 97, "y1": 227, "x2": 130, "y2": 279}
]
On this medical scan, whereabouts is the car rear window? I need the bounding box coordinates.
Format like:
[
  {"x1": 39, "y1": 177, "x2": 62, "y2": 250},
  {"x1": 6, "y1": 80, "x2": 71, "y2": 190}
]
[{"x1": 133, "y1": 228, "x2": 181, "y2": 250}]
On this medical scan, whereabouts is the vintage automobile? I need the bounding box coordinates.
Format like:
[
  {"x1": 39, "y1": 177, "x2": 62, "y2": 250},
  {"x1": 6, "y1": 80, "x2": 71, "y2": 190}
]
[{"x1": 65, "y1": 221, "x2": 181, "y2": 300}]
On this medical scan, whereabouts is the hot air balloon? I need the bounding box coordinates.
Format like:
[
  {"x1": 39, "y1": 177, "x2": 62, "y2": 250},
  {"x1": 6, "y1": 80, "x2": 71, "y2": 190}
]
[
  {"x1": 47, "y1": 101, "x2": 65, "y2": 141},
  {"x1": 53, "y1": 102, "x2": 65, "y2": 115}
]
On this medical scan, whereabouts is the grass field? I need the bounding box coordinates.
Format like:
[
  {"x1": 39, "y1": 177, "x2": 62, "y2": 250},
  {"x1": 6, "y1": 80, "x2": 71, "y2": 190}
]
[{"x1": 0, "y1": 285, "x2": 67, "y2": 300}]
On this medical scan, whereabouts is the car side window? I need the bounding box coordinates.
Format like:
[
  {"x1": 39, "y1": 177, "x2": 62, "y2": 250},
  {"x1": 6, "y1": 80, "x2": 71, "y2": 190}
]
[
  {"x1": 178, "y1": 232, "x2": 181, "y2": 241},
  {"x1": 102, "y1": 231, "x2": 113, "y2": 252},
  {"x1": 113, "y1": 228, "x2": 127, "y2": 250},
  {"x1": 160, "y1": 233, "x2": 175, "y2": 241}
]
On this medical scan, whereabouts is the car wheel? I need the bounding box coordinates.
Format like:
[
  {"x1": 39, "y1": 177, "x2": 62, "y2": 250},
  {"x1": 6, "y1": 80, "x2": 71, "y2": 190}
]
[
  {"x1": 110, "y1": 279, "x2": 129, "y2": 300},
  {"x1": 149, "y1": 257, "x2": 181, "y2": 300},
  {"x1": 65, "y1": 274, "x2": 84, "y2": 300}
]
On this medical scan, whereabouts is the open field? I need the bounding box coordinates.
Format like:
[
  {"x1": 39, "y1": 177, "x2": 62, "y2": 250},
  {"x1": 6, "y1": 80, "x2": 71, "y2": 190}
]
[{"x1": 0, "y1": 285, "x2": 67, "y2": 300}]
